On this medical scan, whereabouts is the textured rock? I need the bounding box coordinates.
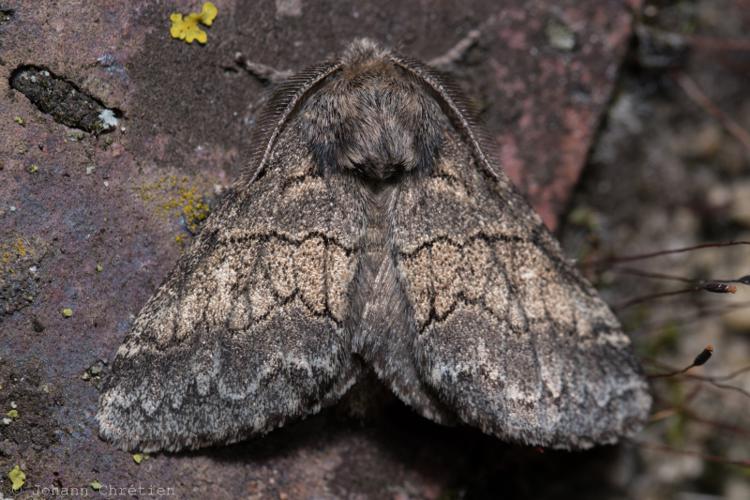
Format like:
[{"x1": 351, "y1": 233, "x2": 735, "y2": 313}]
[{"x1": 0, "y1": 0, "x2": 639, "y2": 497}]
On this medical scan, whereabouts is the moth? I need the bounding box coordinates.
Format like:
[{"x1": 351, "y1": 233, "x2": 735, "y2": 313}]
[{"x1": 98, "y1": 39, "x2": 651, "y2": 453}]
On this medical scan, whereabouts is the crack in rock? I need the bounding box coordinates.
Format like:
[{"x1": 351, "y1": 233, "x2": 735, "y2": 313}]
[{"x1": 9, "y1": 65, "x2": 122, "y2": 134}]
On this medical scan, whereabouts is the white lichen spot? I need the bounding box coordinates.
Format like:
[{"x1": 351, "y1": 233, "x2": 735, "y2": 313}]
[{"x1": 98, "y1": 109, "x2": 119, "y2": 130}]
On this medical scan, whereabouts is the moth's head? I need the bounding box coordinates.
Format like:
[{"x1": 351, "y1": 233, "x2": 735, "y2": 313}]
[{"x1": 301, "y1": 39, "x2": 446, "y2": 181}]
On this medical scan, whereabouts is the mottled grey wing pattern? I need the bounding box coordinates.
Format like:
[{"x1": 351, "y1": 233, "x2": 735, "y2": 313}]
[
  {"x1": 392, "y1": 125, "x2": 651, "y2": 449},
  {"x1": 98, "y1": 122, "x2": 363, "y2": 452},
  {"x1": 99, "y1": 39, "x2": 650, "y2": 453}
]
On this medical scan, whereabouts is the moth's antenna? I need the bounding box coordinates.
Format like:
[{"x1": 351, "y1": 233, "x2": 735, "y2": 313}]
[
  {"x1": 247, "y1": 61, "x2": 343, "y2": 184},
  {"x1": 388, "y1": 54, "x2": 502, "y2": 181}
]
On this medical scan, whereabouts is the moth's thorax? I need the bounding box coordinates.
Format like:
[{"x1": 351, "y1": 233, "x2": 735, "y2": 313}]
[{"x1": 301, "y1": 51, "x2": 445, "y2": 181}]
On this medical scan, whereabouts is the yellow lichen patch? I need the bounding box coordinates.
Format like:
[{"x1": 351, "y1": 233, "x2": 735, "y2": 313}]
[
  {"x1": 169, "y1": 2, "x2": 218, "y2": 44},
  {"x1": 15, "y1": 238, "x2": 27, "y2": 257},
  {"x1": 1, "y1": 236, "x2": 38, "y2": 275},
  {"x1": 180, "y1": 188, "x2": 211, "y2": 232},
  {"x1": 136, "y1": 175, "x2": 212, "y2": 241},
  {"x1": 8, "y1": 465, "x2": 26, "y2": 492}
]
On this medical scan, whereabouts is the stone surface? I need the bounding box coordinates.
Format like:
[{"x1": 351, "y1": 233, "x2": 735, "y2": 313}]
[
  {"x1": 561, "y1": 1, "x2": 750, "y2": 497},
  {"x1": 0, "y1": 0, "x2": 639, "y2": 497}
]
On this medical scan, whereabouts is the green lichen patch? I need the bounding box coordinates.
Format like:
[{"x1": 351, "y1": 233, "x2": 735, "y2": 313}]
[{"x1": 136, "y1": 175, "x2": 213, "y2": 238}]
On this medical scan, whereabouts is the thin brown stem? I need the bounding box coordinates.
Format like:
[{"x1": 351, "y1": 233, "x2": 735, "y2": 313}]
[
  {"x1": 632, "y1": 301, "x2": 750, "y2": 335},
  {"x1": 633, "y1": 440, "x2": 750, "y2": 468},
  {"x1": 639, "y1": 25, "x2": 750, "y2": 52},
  {"x1": 683, "y1": 377, "x2": 750, "y2": 399},
  {"x1": 614, "y1": 288, "x2": 696, "y2": 311},
  {"x1": 674, "y1": 72, "x2": 750, "y2": 154},
  {"x1": 705, "y1": 364, "x2": 750, "y2": 382},
  {"x1": 648, "y1": 363, "x2": 696, "y2": 379},
  {"x1": 681, "y1": 409, "x2": 750, "y2": 437},
  {"x1": 645, "y1": 358, "x2": 750, "y2": 399},
  {"x1": 610, "y1": 267, "x2": 695, "y2": 283},
  {"x1": 583, "y1": 241, "x2": 750, "y2": 268}
]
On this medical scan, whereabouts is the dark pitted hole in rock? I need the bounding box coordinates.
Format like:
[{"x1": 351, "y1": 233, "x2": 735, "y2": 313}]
[
  {"x1": 0, "y1": 359, "x2": 60, "y2": 451},
  {"x1": 0, "y1": 8, "x2": 13, "y2": 24},
  {"x1": 9, "y1": 65, "x2": 122, "y2": 134}
]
